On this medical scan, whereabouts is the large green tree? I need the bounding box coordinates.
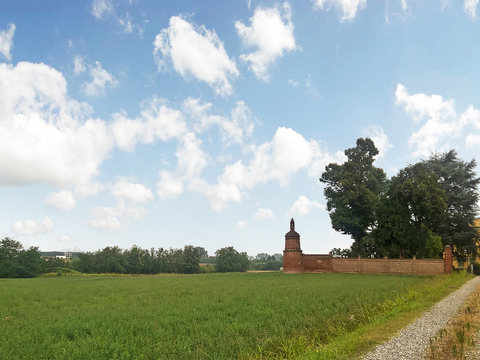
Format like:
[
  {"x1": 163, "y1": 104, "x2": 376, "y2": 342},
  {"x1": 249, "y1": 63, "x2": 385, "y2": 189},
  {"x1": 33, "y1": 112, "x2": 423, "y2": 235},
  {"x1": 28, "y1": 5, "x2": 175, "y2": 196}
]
[
  {"x1": 423, "y1": 150, "x2": 480, "y2": 257},
  {"x1": 214, "y1": 246, "x2": 249, "y2": 273},
  {"x1": 320, "y1": 138, "x2": 386, "y2": 254},
  {"x1": 374, "y1": 163, "x2": 447, "y2": 258},
  {"x1": 0, "y1": 238, "x2": 43, "y2": 278}
]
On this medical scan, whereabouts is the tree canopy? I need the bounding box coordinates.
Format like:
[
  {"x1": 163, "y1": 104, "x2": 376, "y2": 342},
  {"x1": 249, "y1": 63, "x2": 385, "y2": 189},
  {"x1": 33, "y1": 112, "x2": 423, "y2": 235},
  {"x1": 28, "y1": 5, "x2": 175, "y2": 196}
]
[
  {"x1": 0, "y1": 238, "x2": 43, "y2": 278},
  {"x1": 322, "y1": 140, "x2": 479, "y2": 259},
  {"x1": 214, "y1": 246, "x2": 249, "y2": 273},
  {"x1": 320, "y1": 138, "x2": 386, "y2": 254}
]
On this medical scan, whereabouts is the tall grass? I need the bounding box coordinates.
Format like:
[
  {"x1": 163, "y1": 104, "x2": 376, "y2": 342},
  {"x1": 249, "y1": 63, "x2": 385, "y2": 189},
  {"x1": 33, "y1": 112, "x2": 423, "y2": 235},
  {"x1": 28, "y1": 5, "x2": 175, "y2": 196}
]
[{"x1": 0, "y1": 272, "x2": 471, "y2": 359}]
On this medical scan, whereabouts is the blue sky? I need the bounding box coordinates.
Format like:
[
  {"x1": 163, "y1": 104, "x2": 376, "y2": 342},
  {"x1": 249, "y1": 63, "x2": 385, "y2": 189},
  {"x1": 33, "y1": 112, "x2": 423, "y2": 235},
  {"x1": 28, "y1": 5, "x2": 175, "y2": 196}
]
[{"x1": 1, "y1": 0, "x2": 480, "y2": 257}]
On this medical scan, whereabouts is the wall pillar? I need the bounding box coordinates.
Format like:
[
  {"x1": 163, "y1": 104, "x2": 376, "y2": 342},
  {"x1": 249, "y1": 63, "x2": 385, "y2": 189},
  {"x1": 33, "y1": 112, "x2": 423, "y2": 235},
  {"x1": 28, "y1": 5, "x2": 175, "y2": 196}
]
[
  {"x1": 444, "y1": 245, "x2": 453, "y2": 274},
  {"x1": 412, "y1": 255, "x2": 416, "y2": 275}
]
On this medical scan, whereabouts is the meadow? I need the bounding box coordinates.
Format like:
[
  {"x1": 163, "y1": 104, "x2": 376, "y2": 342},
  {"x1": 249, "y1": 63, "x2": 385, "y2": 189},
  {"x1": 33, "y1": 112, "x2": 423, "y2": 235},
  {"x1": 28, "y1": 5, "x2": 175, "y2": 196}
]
[{"x1": 0, "y1": 272, "x2": 472, "y2": 360}]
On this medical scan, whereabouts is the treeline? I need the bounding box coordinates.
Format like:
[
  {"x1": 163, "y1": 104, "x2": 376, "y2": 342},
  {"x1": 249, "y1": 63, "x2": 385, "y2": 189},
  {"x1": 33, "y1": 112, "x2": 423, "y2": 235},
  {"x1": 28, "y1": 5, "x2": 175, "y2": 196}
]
[
  {"x1": 0, "y1": 239, "x2": 261, "y2": 278},
  {"x1": 321, "y1": 139, "x2": 480, "y2": 260}
]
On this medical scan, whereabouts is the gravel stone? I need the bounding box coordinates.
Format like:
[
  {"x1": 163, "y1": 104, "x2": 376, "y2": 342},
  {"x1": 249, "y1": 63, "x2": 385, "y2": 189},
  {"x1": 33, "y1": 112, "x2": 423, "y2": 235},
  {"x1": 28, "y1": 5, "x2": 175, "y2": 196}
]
[{"x1": 362, "y1": 276, "x2": 480, "y2": 360}]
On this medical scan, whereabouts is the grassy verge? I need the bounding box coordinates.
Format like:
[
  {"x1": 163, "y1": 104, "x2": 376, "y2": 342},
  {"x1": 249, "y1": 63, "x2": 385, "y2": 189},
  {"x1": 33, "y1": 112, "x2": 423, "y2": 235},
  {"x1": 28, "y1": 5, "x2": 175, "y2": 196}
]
[
  {"x1": 291, "y1": 271, "x2": 474, "y2": 360},
  {"x1": 0, "y1": 272, "x2": 473, "y2": 359},
  {"x1": 426, "y1": 279, "x2": 480, "y2": 359}
]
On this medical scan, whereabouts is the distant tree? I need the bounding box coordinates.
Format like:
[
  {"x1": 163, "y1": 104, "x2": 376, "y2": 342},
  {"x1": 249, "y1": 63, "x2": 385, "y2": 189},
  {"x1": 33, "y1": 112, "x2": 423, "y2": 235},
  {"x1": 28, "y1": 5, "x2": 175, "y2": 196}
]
[
  {"x1": 194, "y1": 247, "x2": 208, "y2": 259},
  {"x1": 272, "y1": 253, "x2": 283, "y2": 261},
  {"x1": 183, "y1": 245, "x2": 200, "y2": 274},
  {"x1": 423, "y1": 150, "x2": 480, "y2": 258},
  {"x1": 0, "y1": 238, "x2": 43, "y2": 278},
  {"x1": 256, "y1": 253, "x2": 269, "y2": 261},
  {"x1": 214, "y1": 247, "x2": 249, "y2": 273},
  {"x1": 320, "y1": 138, "x2": 386, "y2": 254}
]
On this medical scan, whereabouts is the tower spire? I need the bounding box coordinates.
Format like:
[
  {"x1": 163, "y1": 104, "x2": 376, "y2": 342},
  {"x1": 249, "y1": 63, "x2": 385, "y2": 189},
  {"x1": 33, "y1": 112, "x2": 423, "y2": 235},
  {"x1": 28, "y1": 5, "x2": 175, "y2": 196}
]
[{"x1": 290, "y1": 218, "x2": 295, "y2": 231}]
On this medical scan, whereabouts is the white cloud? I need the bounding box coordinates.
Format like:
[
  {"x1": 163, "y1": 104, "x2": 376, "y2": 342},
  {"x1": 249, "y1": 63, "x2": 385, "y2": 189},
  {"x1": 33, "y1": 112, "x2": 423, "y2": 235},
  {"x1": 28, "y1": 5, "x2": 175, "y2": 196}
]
[
  {"x1": 73, "y1": 55, "x2": 86, "y2": 75},
  {"x1": 236, "y1": 2, "x2": 299, "y2": 81},
  {"x1": 0, "y1": 23, "x2": 15, "y2": 61},
  {"x1": 81, "y1": 61, "x2": 118, "y2": 97},
  {"x1": 464, "y1": 0, "x2": 479, "y2": 18},
  {"x1": 119, "y1": 12, "x2": 134, "y2": 34},
  {"x1": 111, "y1": 96, "x2": 186, "y2": 152},
  {"x1": 59, "y1": 235, "x2": 74, "y2": 242},
  {"x1": 156, "y1": 132, "x2": 208, "y2": 199},
  {"x1": 361, "y1": 126, "x2": 393, "y2": 159},
  {"x1": 204, "y1": 126, "x2": 344, "y2": 210},
  {"x1": 290, "y1": 196, "x2": 324, "y2": 216},
  {"x1": 254, "y1": 208, "x2": 275, "y2": 220},
  {"x1": 156, "y1": 170, "x2": 184, "y2": 199},
  {"x1": 89, "y1": 199, "x2": 147, "y2": 230},
  {"x1": 313, "y1": 0, "x2": 367, "y2": 21},
  {"x1": 0, "y1": 62, "x2": 113, "y2": 187},
  {"x1": 90, "y1": 179, "x2": 153, "y2": 230},
  {"x1": 153, "y1": 16, "x2": 239, "y2": 96},
  {"x1": 236, "y1": 221, "x2": 248, "y2": 229},
  {"x1": 74, "y1": 182, "x2": 104, "y2": 198},
  {"x1": 45, "y1": 191, "x2": 76, "y2": 210},
  {"x1": 91, "y1": 0, "x2": 114, "y2": 20},
  {"x1": 111, "y1": 179, "x2": 154, "y2": 204},
  {"x1": 395, "y1": 83, "x2": 480, "y2": 157},
  {"x1": 184, "y1": 98, "x2": 256, "y2": 146},
  {"x1": 288, "y1": 79, "x2": 300, "y2": 87},
  {"x1": 305, "y1": 74, "x2": 322, "y2": 99},
  {"x1": 12, "y1": 216, "x2": 54, "y2": 236}
]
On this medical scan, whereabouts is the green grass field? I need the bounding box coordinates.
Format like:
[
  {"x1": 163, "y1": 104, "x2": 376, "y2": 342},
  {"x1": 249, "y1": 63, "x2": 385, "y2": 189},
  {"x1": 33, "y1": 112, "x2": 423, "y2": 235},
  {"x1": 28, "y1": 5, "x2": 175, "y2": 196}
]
[{"x1": 0, "y1": 272, "x2": 472, "y2": 360}]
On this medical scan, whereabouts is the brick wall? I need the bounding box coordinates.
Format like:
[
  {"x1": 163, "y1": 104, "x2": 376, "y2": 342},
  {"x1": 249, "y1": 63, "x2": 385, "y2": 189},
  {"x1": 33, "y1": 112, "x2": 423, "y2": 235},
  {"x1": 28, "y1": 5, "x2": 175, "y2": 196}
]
[
  {"x1": 330, "y1": 256, "x2": 445, "y2": 275},
  {"x1": 285, "y1": 252, "x2": 449, "y2": 275},
  {"x1": 303, "y1": 254, "x2": 332, "y2": 273}
]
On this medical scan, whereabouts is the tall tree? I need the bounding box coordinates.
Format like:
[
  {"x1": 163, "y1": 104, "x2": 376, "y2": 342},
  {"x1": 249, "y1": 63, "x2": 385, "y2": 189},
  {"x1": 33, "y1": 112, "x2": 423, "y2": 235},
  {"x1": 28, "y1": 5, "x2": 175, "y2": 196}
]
[
  {"x1": 423, "y1": 150, "x2": 480, "y2": 257},
  {"x1": 374, "y1": 163, "x2": 447, "y2": 258},
  {"x1": 183, "y1": 245, "x2": 201, "y2": 274},
  {"x1": 214, "y1": 246, "x2": 249, "y2": 273},
  {"x1": 320, "y1": 138, "x2": 386, "y2": 254}
]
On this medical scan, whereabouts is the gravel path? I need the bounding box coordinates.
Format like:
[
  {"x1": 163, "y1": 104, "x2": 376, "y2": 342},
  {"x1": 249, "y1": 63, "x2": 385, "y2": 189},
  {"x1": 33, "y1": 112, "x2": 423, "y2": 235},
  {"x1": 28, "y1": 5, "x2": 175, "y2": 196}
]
[{"x1": 362, "y1": 276, "x2": 480, "y2": 360}]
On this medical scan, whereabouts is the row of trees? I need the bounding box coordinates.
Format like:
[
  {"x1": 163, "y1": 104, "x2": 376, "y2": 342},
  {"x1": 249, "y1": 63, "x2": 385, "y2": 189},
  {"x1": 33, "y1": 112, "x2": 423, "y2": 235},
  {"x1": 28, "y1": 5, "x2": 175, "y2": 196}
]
[
  {"x1": 0, "y1": 238, "x2": 44, "y2": 278},
  {"x1": 321, "y1": 139, "x2": 479, "y2": 259},
  {"x1": 0, "y1": 239, "x2": 253, "y2": 277}
]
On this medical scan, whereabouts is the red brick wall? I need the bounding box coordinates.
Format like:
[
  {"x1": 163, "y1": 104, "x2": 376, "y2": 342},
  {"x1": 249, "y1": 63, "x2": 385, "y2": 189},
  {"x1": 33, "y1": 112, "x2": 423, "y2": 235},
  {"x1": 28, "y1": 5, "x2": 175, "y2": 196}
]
[
  {"x1": 330, "y1": 257, "x2": 445, "y2": 275},
  {"x1": 304, "y1": 254, "x2": 332, "y2": 273}
]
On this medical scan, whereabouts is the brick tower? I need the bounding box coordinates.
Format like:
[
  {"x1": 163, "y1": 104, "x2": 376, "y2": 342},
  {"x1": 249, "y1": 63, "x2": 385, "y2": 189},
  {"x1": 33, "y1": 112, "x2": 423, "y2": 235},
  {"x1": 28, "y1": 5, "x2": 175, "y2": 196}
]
[{"x1": 283, "y1": 218, "x2": 304, "y2": 273}]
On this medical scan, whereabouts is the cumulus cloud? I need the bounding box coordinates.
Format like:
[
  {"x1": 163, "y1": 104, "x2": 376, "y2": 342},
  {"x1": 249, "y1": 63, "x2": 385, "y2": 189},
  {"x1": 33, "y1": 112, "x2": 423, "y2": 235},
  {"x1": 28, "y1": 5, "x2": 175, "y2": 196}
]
[
  {"x1": 91, "y1": 0, "x2": 114, "y2": 19},
  {"x1": 0, "y1": 62, "x2": 113, "y2": 187},
  {"x1": 111, "y1": 178, "x2": 154, "y2": 203},
  {"x1": 236, "y1": 221, "x2": 248, "y2": 229},
  {"x1": 74, "y1": 182, "x2": 104, "y2": 198},
  {"x1": 111, "y1": 96, "x2": 186, "y2": 152},
  {"x1": 290, "y1": 196, "x2": 324, "y2": 216},
  {"x1": 254, "y1": 208, "x2": 275, "y2": 220},
  {"x1": 395, "y1": 83, "x2": 480, "y2": 157},
  {"x1": 184, "y1": 98, "x2": 256, "y2": 146},
  {"x1": 59, "y1": 235, "x2": 74, "y2": 242},
  {"x1": 200, "y1": 126, "x2": 345, "y2": 211},
  {"x1": 81, "y1": 61, "x2": 118, "y2": 97},
  {"x1": 153, "y1": 16, "x2": 239, "y2": 96},
  {"x1": 361, "y1": 126, "x2": 393, "y2": 159},
  {"x1": 73, "y1": 55, "x2": 86, "y2": 75},
  {"x1": 156, "y1": 131, "x2": 209, "y2": 199},
  {"x1": 236, "y1": 2, "x2": 299, "y2": 81},
  {"x1": 0, "y1": 23, "x2": 15, "y2": 61},
  {"x1": 12, "y1": 216, "x2": 54, "y2": 236},
  {"x1": 464, "y1": 0, "x2": 479, "y2": 18},
  {"x1": 45, "y1": 191, "x2": 76, "y2": 210},
  {"x1": 90, "y1": 180, "x2": 153, "y2": 230},
  {"x1": 313, "y1": 0, "x2": 367, "y2": 21}
]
